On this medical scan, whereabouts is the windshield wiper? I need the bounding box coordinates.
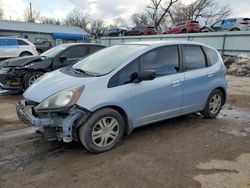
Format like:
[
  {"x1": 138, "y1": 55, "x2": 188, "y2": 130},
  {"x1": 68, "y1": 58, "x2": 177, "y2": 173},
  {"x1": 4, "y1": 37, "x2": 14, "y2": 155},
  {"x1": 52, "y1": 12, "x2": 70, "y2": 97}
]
[{"x1": 72, "y1": 68, "x2": 97, "y2": 76}]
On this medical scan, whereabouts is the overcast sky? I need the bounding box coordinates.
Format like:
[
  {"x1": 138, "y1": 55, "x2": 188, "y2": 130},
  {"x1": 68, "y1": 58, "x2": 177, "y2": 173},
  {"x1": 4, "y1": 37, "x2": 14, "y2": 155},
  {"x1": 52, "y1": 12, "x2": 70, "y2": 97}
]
[{"x1": 1, "y1": 0, "x2": 250, "y2": 26}]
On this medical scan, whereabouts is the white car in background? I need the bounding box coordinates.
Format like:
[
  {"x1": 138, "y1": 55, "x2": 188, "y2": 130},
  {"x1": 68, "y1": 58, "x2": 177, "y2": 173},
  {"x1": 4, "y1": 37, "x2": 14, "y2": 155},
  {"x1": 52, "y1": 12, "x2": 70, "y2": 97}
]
[{"x1": 0, "y1": 37, "x2": 38, "y2": 60}]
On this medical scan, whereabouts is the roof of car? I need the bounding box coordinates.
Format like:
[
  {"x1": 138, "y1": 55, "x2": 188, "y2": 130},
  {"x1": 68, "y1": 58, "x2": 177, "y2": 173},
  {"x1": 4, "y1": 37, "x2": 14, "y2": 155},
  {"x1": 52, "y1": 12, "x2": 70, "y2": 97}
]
[
  {"x1": 124, "y1": 40, "x2": 204, "y2": 46},
  {"x1": 58, "y1": 43, "x2": 106, "y2": 47}
]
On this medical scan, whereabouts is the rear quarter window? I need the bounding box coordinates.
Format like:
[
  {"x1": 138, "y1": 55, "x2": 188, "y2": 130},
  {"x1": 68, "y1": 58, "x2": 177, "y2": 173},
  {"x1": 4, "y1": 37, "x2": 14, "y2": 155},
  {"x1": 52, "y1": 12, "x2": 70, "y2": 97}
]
[
  {"x1": 203, "y1": 47, "x2": 219, "y2": 65},
  {"x1": 18, "y1": 39, "x2": 29, "y2": 45}
]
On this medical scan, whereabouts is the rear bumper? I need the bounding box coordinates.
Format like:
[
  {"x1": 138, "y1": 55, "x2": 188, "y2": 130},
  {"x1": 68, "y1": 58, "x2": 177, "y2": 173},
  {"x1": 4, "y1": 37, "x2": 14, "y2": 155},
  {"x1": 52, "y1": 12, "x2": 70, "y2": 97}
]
[{"x1": 16, "y1": 100, "x2": 88, "y2": 142}]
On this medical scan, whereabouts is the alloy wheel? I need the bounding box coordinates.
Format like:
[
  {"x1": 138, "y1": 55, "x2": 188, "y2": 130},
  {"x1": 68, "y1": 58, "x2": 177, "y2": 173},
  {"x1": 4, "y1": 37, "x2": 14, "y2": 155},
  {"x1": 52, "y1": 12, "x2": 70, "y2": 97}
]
[
  {"x1": 91, "y1": 117, "x2": 119, "y2": 148},
  {"x1": 209, "y1": 94, "x2": 222, "y2": 115}
]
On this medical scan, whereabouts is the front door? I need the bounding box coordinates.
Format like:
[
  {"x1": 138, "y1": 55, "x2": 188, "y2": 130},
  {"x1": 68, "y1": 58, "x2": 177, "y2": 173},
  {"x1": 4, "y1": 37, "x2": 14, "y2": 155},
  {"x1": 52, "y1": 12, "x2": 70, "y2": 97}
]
[
  {"x1": 131, "y1": 45, "x2": 184, "y2": 126},
  {"x1": 52, "y1": 45, "x2": 87, "y2": 70}
]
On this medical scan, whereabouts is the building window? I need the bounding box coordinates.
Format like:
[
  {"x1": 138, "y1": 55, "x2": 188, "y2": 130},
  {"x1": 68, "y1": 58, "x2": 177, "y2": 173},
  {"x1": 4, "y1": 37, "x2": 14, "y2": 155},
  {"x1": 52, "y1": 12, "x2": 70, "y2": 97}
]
[{"x1": 24, "y1": 35, "x2": 28, "y2": 39}]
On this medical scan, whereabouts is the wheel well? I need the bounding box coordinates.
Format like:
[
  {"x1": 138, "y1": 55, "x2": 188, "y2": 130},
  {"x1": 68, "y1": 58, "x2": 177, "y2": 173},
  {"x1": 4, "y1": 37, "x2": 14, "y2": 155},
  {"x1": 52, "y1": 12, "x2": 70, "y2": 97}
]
[
  {"x1": 230, "y1": 28, "x2": 240, "y2": 31},
  {"x1": 99, "y1": 105, "x2": 131, "y2": 136},
  {"x1": 20, "y1": 51, "x2": 32, "y2": 56},
  {"x1": 215, "y1": 87, "x2": 226, "y2": 104}
]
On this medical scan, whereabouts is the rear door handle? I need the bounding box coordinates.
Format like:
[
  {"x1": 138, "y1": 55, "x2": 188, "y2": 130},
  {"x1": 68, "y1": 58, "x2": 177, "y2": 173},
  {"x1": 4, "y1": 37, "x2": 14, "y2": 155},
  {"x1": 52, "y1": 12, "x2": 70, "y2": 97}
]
[
  {"x1": 172, "y1": 80, "x2": 181, "y2": 87},
  {"x1": 207, "y1": 71, "x2": 214, "y2": 77}
]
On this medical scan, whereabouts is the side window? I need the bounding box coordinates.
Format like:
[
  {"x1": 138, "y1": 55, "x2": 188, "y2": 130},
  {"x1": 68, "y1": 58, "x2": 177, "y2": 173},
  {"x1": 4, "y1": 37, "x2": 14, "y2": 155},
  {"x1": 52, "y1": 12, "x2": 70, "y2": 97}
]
[
  {"x1": 18, "y1": 40, "x2": 29, "y2": 45},
  {"x1": 212, "y1": 21, "x2": 223, "y2": 28},
  {"x1": 182, "y1": 45, "x2": 206, "y2": 70},
  {"x1": 140, "y1": 45, "x2": 179, "y2": 76},
  {"x1": 62, "y1": 46, "x2": 87, "y2": 59},
  {"x1": 108, "y1": 59, "x2": 138, "y2": 87},
  {"x1": 1, "y1": 39, "x2": 18, "y2": 46},
  {"x1": 223, "y1": 19, "x2": 236, "y2": 26},
  {"x1": 89, "y1": 46, "x2": 104, "y2": 54},
  {"x1": 203, "y1": 47, "x2": 219, "y2": 65}
]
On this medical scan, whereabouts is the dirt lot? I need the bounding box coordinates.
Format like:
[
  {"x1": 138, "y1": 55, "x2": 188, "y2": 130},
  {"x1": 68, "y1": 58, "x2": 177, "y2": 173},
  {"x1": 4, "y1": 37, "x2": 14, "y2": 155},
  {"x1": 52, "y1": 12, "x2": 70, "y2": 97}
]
[{"x1": 0, "y1": 75, "x2": 250, "y2": 188}]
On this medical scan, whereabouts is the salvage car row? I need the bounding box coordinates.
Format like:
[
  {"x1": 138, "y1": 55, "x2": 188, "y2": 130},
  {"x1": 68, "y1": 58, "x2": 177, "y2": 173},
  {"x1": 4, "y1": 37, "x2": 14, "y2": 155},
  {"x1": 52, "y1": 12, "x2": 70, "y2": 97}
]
[
  {"x1": 95, "y1": 17, "x2": 250, "y2": 37},
  {"x1": 0, "y1": 42, "x2": 105, "y2": 91}
]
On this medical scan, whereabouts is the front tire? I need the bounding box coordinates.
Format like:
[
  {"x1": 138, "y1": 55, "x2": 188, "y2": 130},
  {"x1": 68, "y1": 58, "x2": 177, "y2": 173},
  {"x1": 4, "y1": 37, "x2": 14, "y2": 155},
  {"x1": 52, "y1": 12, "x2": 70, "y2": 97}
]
[
  {"x1": 78, "y1": 108, "x2": 125, "y2": 153},
  {"x1": 201, "y1": 89, "x2": 224, "y2": 119},
  {"x1": 23, "y1": 71, "x2": 44, "y2": 89}
]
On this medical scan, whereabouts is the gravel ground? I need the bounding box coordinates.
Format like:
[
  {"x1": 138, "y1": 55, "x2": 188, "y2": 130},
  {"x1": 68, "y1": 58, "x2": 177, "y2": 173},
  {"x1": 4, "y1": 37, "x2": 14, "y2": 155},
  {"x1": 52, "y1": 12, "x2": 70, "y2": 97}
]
[{"x1": 0, "y1": 75, "x2": 250, "y2": 188}]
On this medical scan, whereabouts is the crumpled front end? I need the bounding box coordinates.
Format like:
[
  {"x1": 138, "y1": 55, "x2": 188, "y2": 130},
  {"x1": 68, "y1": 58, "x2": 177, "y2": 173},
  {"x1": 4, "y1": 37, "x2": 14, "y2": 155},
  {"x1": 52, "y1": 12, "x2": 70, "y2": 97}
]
[
  {"x1": 0, "y1": 68, "x2": 24, "y2": 91},
  {"x1": 16, "y1": 99, "x2": 89, "y2": 142}
]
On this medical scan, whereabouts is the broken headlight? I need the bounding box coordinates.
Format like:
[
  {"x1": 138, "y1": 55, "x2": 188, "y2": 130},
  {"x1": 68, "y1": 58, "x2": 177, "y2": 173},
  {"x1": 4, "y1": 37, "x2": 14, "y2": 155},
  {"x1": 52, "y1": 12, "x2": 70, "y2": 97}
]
[{"x1": 35, "y1": 86, "x2": 84, "y2": 111}]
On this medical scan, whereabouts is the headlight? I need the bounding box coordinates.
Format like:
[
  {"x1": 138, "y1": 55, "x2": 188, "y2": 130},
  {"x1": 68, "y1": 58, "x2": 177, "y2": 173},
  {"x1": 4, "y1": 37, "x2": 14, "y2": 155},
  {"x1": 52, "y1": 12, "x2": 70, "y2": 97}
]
[{"x1": 35, "y1": 86, "x2": 84, "y2": 111}]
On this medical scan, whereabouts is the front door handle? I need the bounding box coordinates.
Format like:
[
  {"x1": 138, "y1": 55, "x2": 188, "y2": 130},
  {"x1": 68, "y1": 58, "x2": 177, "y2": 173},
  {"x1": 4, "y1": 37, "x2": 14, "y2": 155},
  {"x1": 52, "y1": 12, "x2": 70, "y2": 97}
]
[{"x1": 172, "y1": 80, "x2": 181, "y2": 87}]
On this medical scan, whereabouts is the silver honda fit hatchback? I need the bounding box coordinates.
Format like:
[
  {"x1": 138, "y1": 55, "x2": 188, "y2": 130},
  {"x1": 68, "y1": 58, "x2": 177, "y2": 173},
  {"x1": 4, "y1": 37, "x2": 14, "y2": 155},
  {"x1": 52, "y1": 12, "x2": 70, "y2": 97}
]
[{"x1": 17, "y1": 41, "x2": 227, "y2": 153}]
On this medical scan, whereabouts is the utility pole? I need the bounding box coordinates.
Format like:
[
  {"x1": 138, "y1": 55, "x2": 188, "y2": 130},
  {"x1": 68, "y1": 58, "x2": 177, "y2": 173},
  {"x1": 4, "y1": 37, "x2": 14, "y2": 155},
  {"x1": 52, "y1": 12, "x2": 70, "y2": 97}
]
[{"x1": 29, "y1": 2, "x2": 32, "y2": 21}]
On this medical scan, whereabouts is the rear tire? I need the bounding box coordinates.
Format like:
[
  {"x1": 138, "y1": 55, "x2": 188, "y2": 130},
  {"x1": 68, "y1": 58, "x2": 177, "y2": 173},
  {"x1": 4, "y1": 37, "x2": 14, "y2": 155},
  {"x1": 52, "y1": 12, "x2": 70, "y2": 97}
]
[
  {"x1": 20, "y1": 52, "x2": 32, "y2": 57},
  {"x1": 201, "y1": 89, "x2": 224, "y2": 119},
  {"x1": 181, "y1": 29, "x2": 188, "y2": 33},
  {"x1": 78, "y1": 108, "x2": 125, "y2": 153},
  {"x1": 23, "y1": 71, "x2": 44, "y2": 89}
]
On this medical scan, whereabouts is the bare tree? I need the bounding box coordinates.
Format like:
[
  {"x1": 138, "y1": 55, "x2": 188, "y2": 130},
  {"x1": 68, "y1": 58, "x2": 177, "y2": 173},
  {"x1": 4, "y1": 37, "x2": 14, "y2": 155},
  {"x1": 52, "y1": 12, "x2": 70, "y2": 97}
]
[
  {"x1": 0, "y1": 7, "x2": 3, "y2": 19},
  {"x1": 23, "y1": 3, "x2": 40, "y2": 22},
  {"x1": 169, "y1": 0, "x2": 232, "y2": 25},
  {"x1": 64, "y1": 8, "x2": 90, "y2": 30},
  {"x1": 40, "y1": 17, "x2": 61, "y2": 25},
  {"x1": 131, "y1": 13, "x2": 149, "y2": 26},
  {"x1": 146, "y1": 0, "x2": 179, "y2": 31},
  {"x1": 91, "y1": 19, "x2": 104, "y2": 28},
  {"x1": 110, "y1": 17, "x2": 127, "y2": 27},
  {"x1": 0, "y1": 0, "x2": 4, "y2": 19}
]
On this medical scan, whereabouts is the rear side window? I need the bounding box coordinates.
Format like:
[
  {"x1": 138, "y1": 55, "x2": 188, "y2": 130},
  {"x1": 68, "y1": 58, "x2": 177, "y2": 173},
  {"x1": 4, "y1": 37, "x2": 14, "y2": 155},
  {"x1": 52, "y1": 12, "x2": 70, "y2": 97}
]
[
  {"x1": 140, "y1": 45, "x2": 179, "y2": 76},
  {"x1": 203, "y1": 47, "x2": 219, "y2": 65},
  {"x1": 0, "y1": 39, "x2": 18, "y2": 46},
  {"x1": 18, "y1": 39, "x2": 29, "y2": 45},
  {"x1": 89, "y1": 45, "x2": 104, "y2": 54},
  {"x1": 182, "y1": 45, "x2": 206, "y2": 70}
]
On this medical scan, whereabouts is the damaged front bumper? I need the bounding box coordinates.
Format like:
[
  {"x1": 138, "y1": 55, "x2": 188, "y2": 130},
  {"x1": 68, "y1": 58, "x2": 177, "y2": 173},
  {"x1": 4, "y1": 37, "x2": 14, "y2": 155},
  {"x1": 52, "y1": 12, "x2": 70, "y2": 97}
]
[
  {"x1": 16, "y1": 100, "x2": 89, "y2": 142},
  {"x1": 0, "y1": 69, "x2": 23, "y2": 91}
]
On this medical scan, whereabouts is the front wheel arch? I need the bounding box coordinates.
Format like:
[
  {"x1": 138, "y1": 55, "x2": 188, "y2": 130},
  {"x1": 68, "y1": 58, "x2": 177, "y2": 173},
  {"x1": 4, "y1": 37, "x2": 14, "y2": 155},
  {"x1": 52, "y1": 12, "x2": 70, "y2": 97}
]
[{"x1": 89, "y1": 105, "x2": 132, "y2": 136}]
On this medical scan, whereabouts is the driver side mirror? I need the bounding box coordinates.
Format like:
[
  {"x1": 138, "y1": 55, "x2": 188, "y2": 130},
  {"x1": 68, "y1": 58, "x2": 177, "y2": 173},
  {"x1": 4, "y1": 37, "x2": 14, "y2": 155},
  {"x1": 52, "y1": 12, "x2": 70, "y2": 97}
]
[
  {"x1": 132, "y1": 70, "x2": 156, "y2": 83},
  {"x1": 59, "y1": 55, "x2": 67, "y2": 62}
]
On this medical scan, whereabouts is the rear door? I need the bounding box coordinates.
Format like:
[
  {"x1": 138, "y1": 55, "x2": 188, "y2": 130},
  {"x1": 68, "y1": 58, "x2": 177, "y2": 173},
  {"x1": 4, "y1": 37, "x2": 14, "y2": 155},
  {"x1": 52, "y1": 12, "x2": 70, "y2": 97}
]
[
  {"x1": 181, "y1": 45, "x2": 211, "y2": 114},
  {"x1": 52, "y1": 45, "x2": 87, "y2": 70},
  {"x1": 0, "y1": 39, "x2": 5, "y2": 58},
  {"x1": 131, "y1": 45, "x2": 184, "y2": 126},
  {"x1": 3, "y1": 39, "x2": 19, "y2": 58}
]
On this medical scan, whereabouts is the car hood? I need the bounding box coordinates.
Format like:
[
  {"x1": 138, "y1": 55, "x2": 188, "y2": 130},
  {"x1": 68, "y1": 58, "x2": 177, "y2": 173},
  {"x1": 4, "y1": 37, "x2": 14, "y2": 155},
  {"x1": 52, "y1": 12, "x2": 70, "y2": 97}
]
[
  {"x1": 24, "y1": 69, "x2": 100, "y2": 103},
  {"x1": 1, "y1": 56, "x2": 42, "y2": 68}
]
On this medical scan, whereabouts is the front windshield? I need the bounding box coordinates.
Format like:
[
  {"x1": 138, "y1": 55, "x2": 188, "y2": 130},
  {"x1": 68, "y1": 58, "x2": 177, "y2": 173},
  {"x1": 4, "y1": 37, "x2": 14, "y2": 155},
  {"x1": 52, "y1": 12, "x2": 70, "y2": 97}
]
[
  {"x1": 41, "y1": 45, "x2": 68, "y2": 58},
  {"x1": 73, "y1": 44, "x2": 147, "y2": 76}
]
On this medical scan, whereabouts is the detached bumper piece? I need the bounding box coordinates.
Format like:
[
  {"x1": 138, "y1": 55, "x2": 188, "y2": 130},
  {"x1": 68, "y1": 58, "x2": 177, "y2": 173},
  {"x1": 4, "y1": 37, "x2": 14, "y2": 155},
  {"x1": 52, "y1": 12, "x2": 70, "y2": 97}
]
[{"x1": 16, "y1": 100, "x2": 85, "y2": 142}]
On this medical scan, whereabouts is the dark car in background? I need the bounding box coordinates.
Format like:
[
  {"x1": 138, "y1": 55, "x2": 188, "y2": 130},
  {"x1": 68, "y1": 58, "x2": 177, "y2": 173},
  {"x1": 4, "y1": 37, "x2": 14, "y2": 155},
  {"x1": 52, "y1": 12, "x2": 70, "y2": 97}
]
[
  {"x1": 126, "y1": 26, "x2": 157, "y2": 35},
  {"x1": 105, "y1": 27, "x2": 127, "y2": 37},
  {"x1": 162, "y1": 21, "x2": 200, "y2": 34},
  {"x1": 34, "y1": 41, "x2": 53, "y2": 54},
  {"x1": 201, "y1": 18, "x2": 250, "y2": 32},
  {"x1": 0, "y1": 43, "x2": 106, "y2": 92}
]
